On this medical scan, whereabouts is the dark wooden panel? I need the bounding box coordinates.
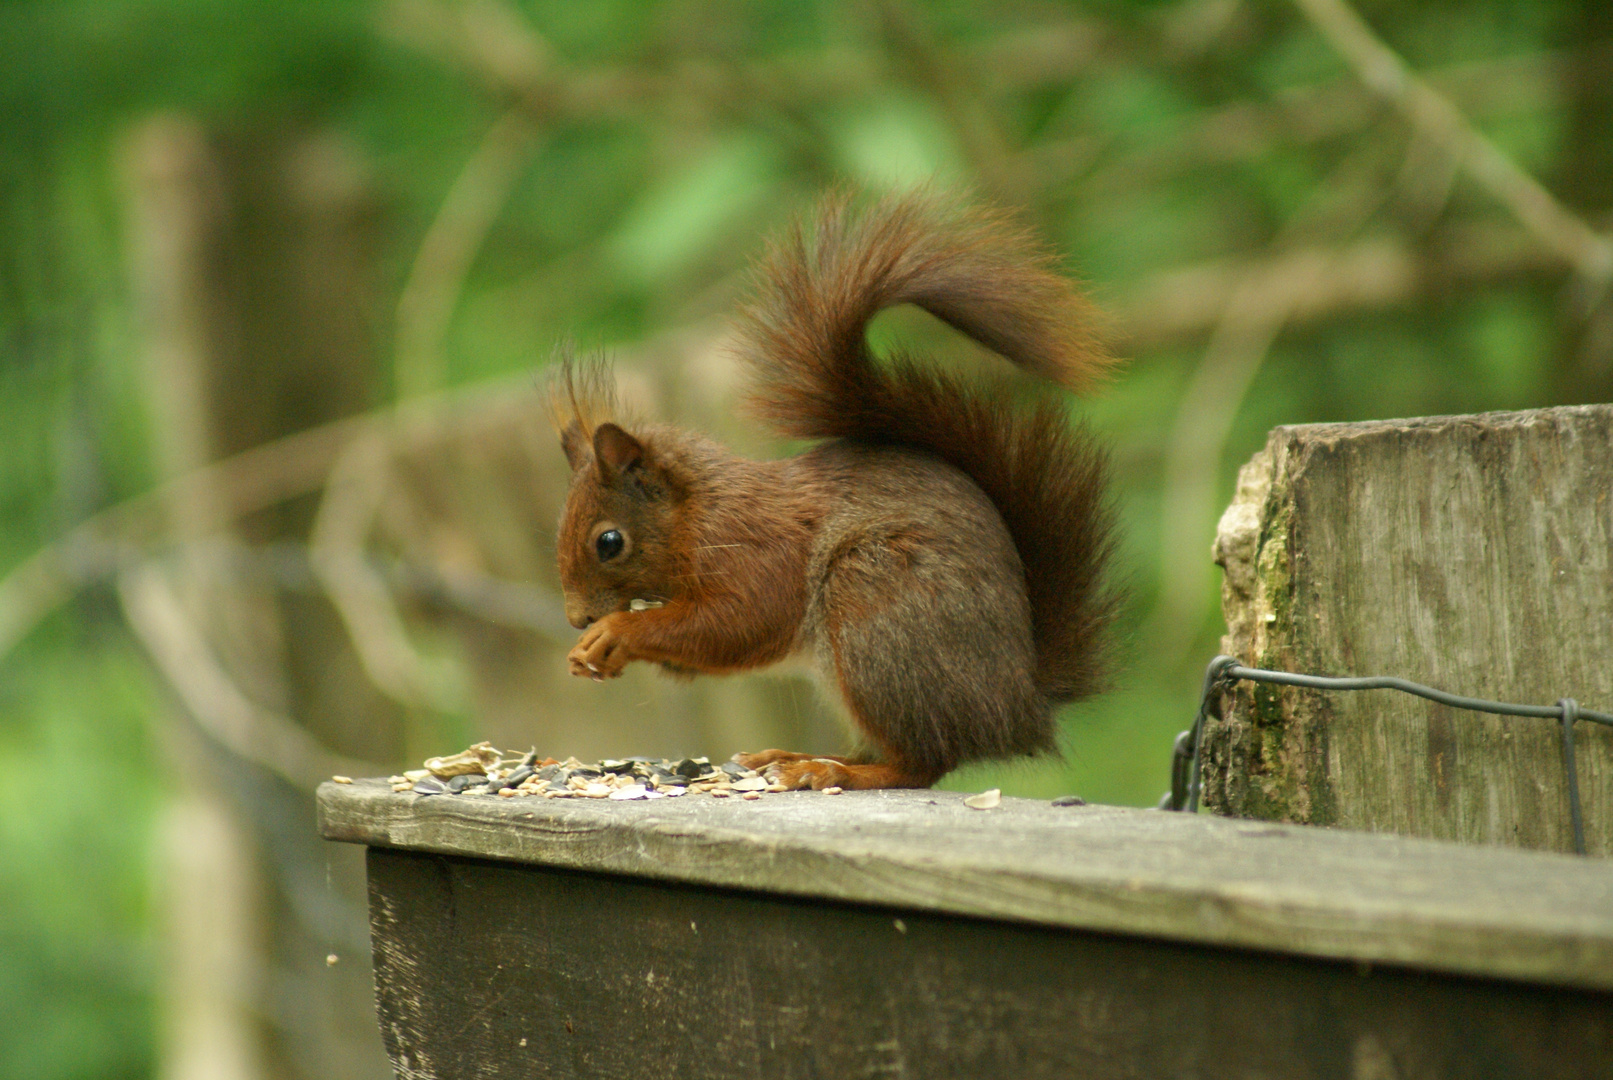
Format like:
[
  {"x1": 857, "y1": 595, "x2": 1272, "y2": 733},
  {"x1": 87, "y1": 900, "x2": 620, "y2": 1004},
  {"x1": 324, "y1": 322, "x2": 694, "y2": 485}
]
[{"x1": 367, "y1": 848, "x2": 1613, "y2": 1080}]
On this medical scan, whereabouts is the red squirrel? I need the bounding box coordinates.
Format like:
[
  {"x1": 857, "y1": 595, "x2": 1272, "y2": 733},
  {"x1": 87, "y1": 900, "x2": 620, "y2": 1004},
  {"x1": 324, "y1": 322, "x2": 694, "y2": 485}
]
[{"x1": 549, "y1": 192, "x2": 1118, "y2": 790}]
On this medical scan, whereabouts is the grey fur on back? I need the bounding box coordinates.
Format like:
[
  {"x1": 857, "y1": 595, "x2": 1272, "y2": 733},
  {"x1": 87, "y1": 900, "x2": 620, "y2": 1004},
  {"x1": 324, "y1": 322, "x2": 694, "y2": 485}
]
[{"x1": 797, "y1": 443, "x2": 1049, "y2": 776}]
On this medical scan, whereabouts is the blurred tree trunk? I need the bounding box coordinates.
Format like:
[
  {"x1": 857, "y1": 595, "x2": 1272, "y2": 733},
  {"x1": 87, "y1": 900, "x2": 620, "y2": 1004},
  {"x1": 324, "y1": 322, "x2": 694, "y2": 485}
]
[
  {"x1": 1556, "y1": 8, "x2": 1613, "y2": 400},
  {"x1": 123, "y1": 114, "x2": 395, "y2": 1080}
]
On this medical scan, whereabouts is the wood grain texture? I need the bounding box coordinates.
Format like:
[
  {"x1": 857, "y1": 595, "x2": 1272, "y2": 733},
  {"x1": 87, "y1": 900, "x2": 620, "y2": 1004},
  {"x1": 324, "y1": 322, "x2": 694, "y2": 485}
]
[
  {"x1": 1210, "y1": 405, "x2": 1613, "y2": 855},
  {"x1": 365, "y1": 847, "x2": 1613, "y2": 1080},
  {"x1": 318, "y1": 780, "x2": 1613, "y2": 991}
]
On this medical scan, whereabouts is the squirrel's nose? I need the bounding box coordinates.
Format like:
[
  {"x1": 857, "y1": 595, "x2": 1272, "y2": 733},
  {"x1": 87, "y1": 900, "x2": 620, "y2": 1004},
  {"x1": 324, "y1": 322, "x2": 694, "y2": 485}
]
[{"x1": 564, "y1": 602, "x2": 592, "y2": 630}]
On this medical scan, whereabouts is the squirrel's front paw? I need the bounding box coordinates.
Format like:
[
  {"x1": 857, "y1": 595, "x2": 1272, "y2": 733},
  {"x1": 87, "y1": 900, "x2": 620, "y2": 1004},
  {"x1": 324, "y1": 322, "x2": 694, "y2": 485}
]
[{"x1": 567, "y1": 619, "x2": 630, "y2": 680}]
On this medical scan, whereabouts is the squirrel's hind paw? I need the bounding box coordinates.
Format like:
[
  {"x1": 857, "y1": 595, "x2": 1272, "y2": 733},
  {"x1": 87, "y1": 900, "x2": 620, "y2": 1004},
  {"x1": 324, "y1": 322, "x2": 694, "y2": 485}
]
[
  {"x1": 763, "y1": 759, "x2": 936, "y2": 791},
  {"x1": 732, "y1": 749, "x2": 850, "y2": 771}
]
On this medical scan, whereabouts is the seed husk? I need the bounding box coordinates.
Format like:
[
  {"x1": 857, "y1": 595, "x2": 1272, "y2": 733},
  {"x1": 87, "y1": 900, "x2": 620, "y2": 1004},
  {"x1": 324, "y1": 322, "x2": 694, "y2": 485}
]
[
  {"x1": 424, "y1": 742, "x2": 501, "y2": 779},
  {"x1": 963, "y1": 788, "x2": 1002, "y2": 810}
]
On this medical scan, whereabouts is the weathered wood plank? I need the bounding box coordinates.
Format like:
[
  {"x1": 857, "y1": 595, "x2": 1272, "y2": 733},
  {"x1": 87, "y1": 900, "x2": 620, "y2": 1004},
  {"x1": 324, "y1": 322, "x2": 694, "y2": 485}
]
[
  {"x1": 366, "y1": 847, "x2": 1613, "y2": 1080},
  {"x1": 319, "y1": 780, "x2": 1613, "y2": 991},
  {"x1": 1210, "y1": 405, "x2": 1613, "y2": 854}
]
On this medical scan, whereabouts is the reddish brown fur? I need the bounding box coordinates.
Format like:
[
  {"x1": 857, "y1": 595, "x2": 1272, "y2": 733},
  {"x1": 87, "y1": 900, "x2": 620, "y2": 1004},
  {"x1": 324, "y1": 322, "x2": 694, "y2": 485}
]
[
  {"x1": 551, "y1": 192, "x2": 1119, "y2": 790},
  {"x1": 554, "y1": 417, "x2": 815, "y2": 676}
]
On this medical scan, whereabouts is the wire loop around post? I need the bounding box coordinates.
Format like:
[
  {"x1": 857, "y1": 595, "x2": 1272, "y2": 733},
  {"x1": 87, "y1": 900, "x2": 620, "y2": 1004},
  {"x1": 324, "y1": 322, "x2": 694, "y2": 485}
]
[
  {"x1": 1559, "y1": 698, "x2": 1586, "y2": 856},
  {"x1": 1162, "y1": 655, "x2": 1239, "y2": 813},
  {"x1": 1163, "y1": 659, "x2": 1601, "y2": 856}
]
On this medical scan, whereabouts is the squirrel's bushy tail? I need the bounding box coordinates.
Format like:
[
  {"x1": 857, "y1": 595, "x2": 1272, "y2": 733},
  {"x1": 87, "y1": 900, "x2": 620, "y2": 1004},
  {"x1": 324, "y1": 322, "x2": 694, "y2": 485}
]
[{"x1": 734, "y1": 192, "x2": 1119, "y2": 703}]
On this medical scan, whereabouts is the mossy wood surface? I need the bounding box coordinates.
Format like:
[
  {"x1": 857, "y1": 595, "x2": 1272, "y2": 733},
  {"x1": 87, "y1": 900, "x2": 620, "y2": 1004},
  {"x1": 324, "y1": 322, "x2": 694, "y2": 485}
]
[
  {"x1": 1211, "y1": 405, "x2": 1613, "y2": 855},
  {"x1": 318, "y1": 780, "x2": 1613, "y2": 992}
]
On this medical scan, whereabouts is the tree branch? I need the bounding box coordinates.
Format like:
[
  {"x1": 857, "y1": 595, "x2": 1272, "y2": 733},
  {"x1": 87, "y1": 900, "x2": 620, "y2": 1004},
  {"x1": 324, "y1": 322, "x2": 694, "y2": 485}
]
[
  {"x1": 395, "y1": 109, "x2": 543, "y2": 401},
  {"x1": 1291, "y1": 0, "x2": 1613, "y2": 291},
  {"x1": 0, "y1": 372, "x2": 533, "y2": 663},
  {"x1": 309, "y1": 431, "x2": 464, "y2": 713},
  {"x1": 119, "y1": 562, "x2": 384, "y2": 790}
]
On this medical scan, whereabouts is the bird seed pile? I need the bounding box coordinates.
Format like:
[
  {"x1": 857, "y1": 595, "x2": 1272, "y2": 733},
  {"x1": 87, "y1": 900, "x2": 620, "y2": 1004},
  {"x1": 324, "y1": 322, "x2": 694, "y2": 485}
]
[{"x1": 332, "y1": 741, "x2": 843, "y2": 800}]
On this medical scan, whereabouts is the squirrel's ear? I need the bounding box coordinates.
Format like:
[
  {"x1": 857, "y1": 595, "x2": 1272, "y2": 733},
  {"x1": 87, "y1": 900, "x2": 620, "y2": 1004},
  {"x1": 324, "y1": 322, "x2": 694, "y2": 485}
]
[
  {"x1": 560, "y1": 421, "x2": 588, "y2": 472},
  {"x1": 592, "y1": 422, "x2": 643, "y2": 482}
]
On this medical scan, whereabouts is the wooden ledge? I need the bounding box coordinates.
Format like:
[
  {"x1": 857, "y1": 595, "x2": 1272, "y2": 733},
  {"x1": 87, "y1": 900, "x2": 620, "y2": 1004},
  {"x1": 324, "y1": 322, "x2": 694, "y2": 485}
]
[{"x1": 319, "y1": 779, "x2": 1613, "y2": 991}]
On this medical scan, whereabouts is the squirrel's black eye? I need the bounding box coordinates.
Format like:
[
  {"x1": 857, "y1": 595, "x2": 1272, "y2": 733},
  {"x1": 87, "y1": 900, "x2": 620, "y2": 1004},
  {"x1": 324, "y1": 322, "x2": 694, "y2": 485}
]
[{"x1": 595, "y1": 529, "x2": 625, "y2": 561}]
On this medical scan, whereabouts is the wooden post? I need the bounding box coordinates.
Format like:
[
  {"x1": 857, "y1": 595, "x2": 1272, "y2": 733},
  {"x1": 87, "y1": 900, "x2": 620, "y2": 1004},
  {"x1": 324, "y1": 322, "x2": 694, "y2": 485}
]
[{"x1": 1208, "y1": 405, "x2": 1613, "y2": 855}]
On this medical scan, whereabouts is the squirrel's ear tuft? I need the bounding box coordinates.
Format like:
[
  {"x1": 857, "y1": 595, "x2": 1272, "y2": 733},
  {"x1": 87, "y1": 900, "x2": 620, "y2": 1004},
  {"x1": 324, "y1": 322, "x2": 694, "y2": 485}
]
[
  {"x1": 592, "y1": 422, "x2": 643, "y2": 481},
  {"x1": 560, "y1": 420, "x2": 589, "y2": 471}
]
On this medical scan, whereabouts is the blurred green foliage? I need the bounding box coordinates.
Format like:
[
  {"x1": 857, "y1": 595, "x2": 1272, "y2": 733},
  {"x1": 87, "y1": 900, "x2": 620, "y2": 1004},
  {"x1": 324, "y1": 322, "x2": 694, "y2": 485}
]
[
  {"x1": 2, "y1": 0, "x2": 1609, "y2": 1075},
  {"x1": 0, "y1": 626, "x2": 156, "y2": 1080}
]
